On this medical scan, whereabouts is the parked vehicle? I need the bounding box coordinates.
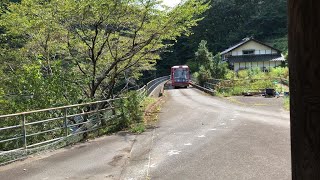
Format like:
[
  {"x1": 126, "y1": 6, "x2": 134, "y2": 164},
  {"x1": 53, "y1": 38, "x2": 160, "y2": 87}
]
[{"x1": 171, "y1": 65, "x2": 190, "y2": 88}]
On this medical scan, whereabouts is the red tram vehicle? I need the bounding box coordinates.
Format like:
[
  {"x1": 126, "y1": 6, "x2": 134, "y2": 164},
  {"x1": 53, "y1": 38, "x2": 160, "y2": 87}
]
[{"x1": 171, "y1": 65, "x2": 190, "y2": 88}]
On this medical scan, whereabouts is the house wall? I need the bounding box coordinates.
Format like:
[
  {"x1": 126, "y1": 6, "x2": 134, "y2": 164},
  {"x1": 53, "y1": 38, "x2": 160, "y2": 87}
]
[
  {"x1": 233, "y1": 61, "x2": 282, "y2": 71},
  {"x1": 230, "y1": 41, "x2": 279, "y2": 56}
]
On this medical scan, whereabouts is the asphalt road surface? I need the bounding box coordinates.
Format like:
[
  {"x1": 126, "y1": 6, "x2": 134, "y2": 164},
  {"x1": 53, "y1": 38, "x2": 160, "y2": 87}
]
[
  {"x1": 0, "y1": 87, "x2": 291, "y2": 180},
  {"x1": 121, "y1": 87, "x2": 291, "y2": 180}
]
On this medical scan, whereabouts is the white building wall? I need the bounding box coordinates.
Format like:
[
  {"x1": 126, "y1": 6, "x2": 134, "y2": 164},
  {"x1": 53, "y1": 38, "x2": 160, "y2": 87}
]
[
  {"x1": 234, "y1": 63, "x2": 240, "y2": 72},
  {"x1": 226, "y1": 40, "x2": 282, "y2": 72},
  {"x1": 258, "y1": 61, "x2": 265, "y2": 68},
  {"x1": 230, "y1": 41, "x2": 279, "y2": 55},
  {"x1": 234, "y1": 61, "x2": 282, "y2": 72}
]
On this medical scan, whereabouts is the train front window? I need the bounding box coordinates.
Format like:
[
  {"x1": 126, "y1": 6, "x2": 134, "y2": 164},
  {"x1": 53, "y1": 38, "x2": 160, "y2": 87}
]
[{"x1": 173, "y1": 68, "x2": 188, "y2": 79}]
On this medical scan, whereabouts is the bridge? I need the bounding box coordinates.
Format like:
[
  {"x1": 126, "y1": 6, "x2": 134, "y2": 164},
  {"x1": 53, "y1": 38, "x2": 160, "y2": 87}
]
[{"x1": 0, "y1": 77, "x2": 291, "y2": 179}]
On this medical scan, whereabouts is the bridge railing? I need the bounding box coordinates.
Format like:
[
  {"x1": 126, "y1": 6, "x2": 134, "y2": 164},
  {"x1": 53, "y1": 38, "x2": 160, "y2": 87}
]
[
  {"x1": 0, "y1": 75, "x2": 169, "y2": 165},
  {"x1": 0, "y1": 98, "x2": 125, "y2": 164},
  {"x1": 137, "y1": 76, "x2": 170, "y2": 96}
]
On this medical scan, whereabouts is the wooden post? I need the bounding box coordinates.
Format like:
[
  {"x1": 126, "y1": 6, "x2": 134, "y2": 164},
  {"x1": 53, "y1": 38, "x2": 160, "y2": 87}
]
[{"x1": 289, "y1": 0, "x2": 320, "y2": 179}]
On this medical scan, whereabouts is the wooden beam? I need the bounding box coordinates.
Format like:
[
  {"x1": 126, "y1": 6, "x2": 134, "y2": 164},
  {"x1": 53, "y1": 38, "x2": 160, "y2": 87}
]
[{"x1": 289, "y1": 0, "x2": 320, "y2": 179}]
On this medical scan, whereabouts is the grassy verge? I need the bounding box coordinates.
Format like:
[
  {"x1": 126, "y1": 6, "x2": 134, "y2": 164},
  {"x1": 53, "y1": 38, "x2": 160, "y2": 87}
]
[
  {"x1": 129, "y1": 95, "x2": 165, "y2": 133},
  {"x1": 284, "y1": 96, "x2": 290, "y2": 110},
  {"x1": 142, "y1": 96, "x2": 164, "y2": 128},
  {"x1": 128, "y1": 96, "x2": 155, "y2": 134}
]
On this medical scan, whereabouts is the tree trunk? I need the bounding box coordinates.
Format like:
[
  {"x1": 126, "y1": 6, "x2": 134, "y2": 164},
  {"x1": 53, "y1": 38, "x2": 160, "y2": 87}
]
[{"x1": 288, "y1": 0, "x2": 320, "y2": 179}]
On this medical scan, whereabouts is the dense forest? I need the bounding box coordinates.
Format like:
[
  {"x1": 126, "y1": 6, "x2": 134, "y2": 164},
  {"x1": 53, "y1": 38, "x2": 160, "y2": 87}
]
[
  {"x1": 157, "y1": 0, "x2": 288, "y2": 75},
  {"x1": 0, "y1": 0, "x2": 209, "y2": 114},
  {"x1": 0, "y1": 0, "x2": 288, "y2": 114}
]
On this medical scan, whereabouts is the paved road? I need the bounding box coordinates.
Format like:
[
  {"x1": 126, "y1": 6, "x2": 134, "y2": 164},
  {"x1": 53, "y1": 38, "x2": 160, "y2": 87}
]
[
  {"x1": 121, "y1": 87, "x2": 291, "y2": 180},
  {"x1": 0, "y1": 87, "x2": 291, "y2": 180},
  {"x1": 0, "y1": 133, "x2": 136, "y2": 180}
]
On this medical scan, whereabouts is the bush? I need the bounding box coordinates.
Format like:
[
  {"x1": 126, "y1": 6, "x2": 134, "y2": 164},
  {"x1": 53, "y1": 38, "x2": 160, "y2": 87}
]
[
  {"x1": 118, "y1": 91, "x2": 144, "y2": 130},
  {"x1": 269, "y1": 67, "x2": 289, "y2": 79},
  {"x1": 284, "y1": 97, "x2": 290, "y2": 110},
  {"x1": 186, "y1": 59, "x2": 199, "y2": 73},
  {"x1": 197, "y1": 65, "x2": 212, "y2": 86},
  {"x1": 250, "y1": 79, "x2": 275, "y2": 90},
  {"x1": 225, "y1": 70, "x2": 236, "y2": 80},
  {"x1": 130, "y1": 123, "x2": 145, "y2": 134},
  {"x1": 232, "y1": 86, "x2": 246, "y2": 95},
  {"x1": 237, "y1": 69, "x2": 249, "y2": 79},
  {"x1": 250, "y1": 68, "x2": 268, "y2": 79}
]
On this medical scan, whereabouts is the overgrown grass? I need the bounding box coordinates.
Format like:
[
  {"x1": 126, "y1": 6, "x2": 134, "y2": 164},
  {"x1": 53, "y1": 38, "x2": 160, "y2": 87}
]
[
  {"x1": 126, "y1": 96, "x2": 157, "y2": 134},
  {"x1": 123, "y1": 93, "x2": 163, "y2": 134},
  {"x1": 141, "y1": 97, "x2": 157, "y2": 109},
  {"x1": 214, "y1": 67, "x2": 289, "y2": 96},
  {"x1": 284, "y1": 97, "x2": 290, "y2": 110},
  {"x1": 130, "y1": 123, "x2": 145, "y2": 134},
  {"x1": 141, "y1": 96, "x2": 163, "y2": 126}
]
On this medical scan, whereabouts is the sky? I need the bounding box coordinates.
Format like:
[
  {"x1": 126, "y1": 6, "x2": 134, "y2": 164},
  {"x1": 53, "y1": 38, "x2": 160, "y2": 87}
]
[{"x1": 162, "y1": 0, "x2": 181, "y2": 7}]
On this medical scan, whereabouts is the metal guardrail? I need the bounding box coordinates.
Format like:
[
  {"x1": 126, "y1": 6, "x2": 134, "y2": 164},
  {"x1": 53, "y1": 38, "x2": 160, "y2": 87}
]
[
  {"x1": 189, "y1": 82, "x2": 215, "y2": 95},
  {"x1": 0, "y1": 98, "x2": 123, "y2": 163},
  {"x1": 137, "y1": 76, "x2": 170, "y2": 96},
  {"x1": 0, "y1": 75, "x2": 169, "y2": 164}
]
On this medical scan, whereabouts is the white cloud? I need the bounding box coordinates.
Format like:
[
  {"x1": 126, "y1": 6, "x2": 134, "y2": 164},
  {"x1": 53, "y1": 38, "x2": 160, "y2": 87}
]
[{"x1": 162, "y1": 0, "x2": 181, "y2": 7}]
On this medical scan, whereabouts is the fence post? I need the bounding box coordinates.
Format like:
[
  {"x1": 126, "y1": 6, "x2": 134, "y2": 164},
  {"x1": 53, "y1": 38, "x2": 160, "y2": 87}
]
[
  {"x1": 97, "y1": 102, "x2": 101, "y2": 136},
  {"x1": 22, "y1": 114, "x2": 27, "y2": 149},
  {"x1": 64, "y1": 108, "x2": 68, "y2": 137}
]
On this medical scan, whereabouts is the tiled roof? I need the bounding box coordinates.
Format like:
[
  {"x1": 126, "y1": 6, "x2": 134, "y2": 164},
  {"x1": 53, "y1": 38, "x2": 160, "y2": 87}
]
[
  {"x1": 221, "y1": 37, "x2": 282, "y2": 55},
  {"x1": 227, "y1": 54, "x2": 285, "y2": 63},
  {"x1": 221, "y1": 38, "x2": 251, "y2": 55}
]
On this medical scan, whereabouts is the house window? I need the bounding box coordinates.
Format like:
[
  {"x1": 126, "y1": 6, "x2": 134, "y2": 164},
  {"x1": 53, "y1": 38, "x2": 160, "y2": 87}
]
[{"x1": 242, "y1": 49, "x2": 255, "y2": 55}]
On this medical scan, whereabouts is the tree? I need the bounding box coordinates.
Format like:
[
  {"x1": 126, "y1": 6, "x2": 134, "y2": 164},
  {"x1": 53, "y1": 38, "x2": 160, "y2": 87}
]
[
  {"x1": 193, "y1": 40, "x2": 227, "y2": 84},
  {"x1": 210, "y1": 53, "x2": 228, "y2": 79},
  {"x1": 194, "y1": 40, "x2": 213, "y2": 71},
  {"x1": 157, "y1": 0, "x2": 287, "y2": 75},
  {"x1": 0, "y1": 0, "x2": 209, "y2": 113}
]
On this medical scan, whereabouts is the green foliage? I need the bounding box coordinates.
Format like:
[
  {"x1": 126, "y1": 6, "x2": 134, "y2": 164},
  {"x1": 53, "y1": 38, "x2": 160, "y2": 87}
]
[
  {"x1": 194, "y1": 40, "x2": 213, "y2": 70},
  {"x1": 284, "y1": 96, "x2": 290, "y2": 110},
  {"x1": 248, "y1": 68, "x2": 268, "y2": 79},
  {"x1": 130, "y1": 123, "x2": 145, "y2": 134},
  {"x1": 237, "y1": 70, "x2": 249, "y2": 79},
  {"x1": 196, "y1": 65, "x2": 212, "y2": 86},
  {"x1": 269, "y1": 67, "x2": 289, "y2": 79},
  {"x1": 0, "y1": 0, "x2": 209, "y2": 115},
  {"x1": 125, "y1": 91, "x2": 143, "y2": 124},
  {"x1": 141, "y1": 96, "x2": 156, "y2": 109},
  {"x1": 157, "y1": 0, "x2": 287, "y2": 75},
  {"x1": 118, "y1": 91, "x2": 144, "y2": 130},
  {"x1": 0, "y1": 62, "x2": 82, "y2": 115},
  {"x1": 186, "y1": 59, "x2": 198, "y2": 73},
  {"x1": 225, "y1": 70, "x2": 236, "y2": 80},
  {"x1": 266, "y1": 35, "x2": 288, "y2": 53},
  {"x1": 210, "y1": 53, "x2": 228, "y2": 79},
  {"x1": 216, "y1": 67, "x2": 289, "y2": 96},
  {"x1": 193, "y1": 40, "x2": 228, "y2": 85}
]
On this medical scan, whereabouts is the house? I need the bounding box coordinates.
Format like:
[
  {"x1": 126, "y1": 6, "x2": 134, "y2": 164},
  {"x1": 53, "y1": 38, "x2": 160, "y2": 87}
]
[{"x1": 221, "y1": 37, "x2": 285, "y2": 72}]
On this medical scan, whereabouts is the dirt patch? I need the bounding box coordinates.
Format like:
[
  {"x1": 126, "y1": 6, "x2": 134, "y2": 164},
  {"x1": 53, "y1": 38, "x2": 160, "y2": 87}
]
[
  {"x1": 121, "y1": 147, "x2": 131, "y2": 153},
  {"x1": 143, "y1": 96, "x2": 166, "y2": 127},
  {"x1": 108, "y1": 154, "x2": 125, "y2": 166},
  {"x1": 223, "y1": 96, "x2": 286, "y2": 112}
]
